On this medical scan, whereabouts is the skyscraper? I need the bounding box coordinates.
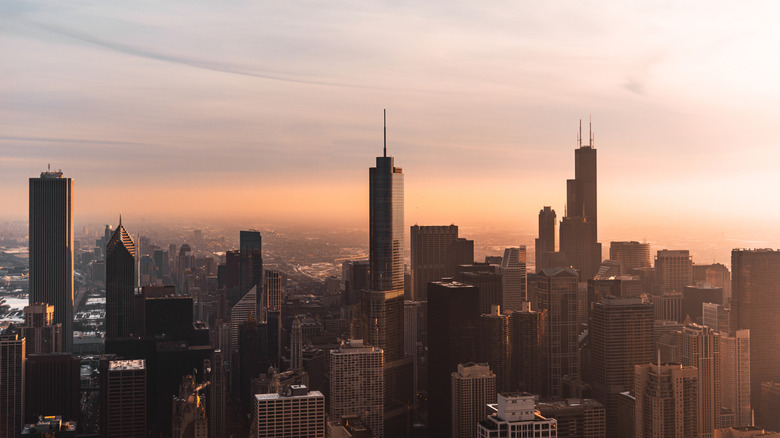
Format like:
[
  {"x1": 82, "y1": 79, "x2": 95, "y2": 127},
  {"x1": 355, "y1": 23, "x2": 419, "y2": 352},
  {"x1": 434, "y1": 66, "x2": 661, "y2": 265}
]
[
  {"x1": 100, "y1": 359, "x2": 146, "y2": 438},
  {"x1": 106, "y1": 219, "x2": 137, "y2": 339},
  {"x1": 478, "y1": 305, "x2": 512, "y2": 393},
  {"x1": 410, "y1": 225, "x2": 473, "y2": 301},
  {"x1": 559, "y1": 123, "x2": 601, "y2": 280},
  {"x1": 451, "y1": 363, "x2": 496, "y2": 438},
  {"x1": 655, "y1": 249, "x2": 693, "y2": 295},
  {"x1": 20, "y1": 303, "x2": 62, "y2": 355},
  {"x1": 634, "y1": 363, "x2": 698, "y2": 438},
  {"x1": 29, "y1": 169, "x2": 74, "y2": 351},
  {"x1": 609, "y1": 241, "x2": 651, "y2": 271},
  {"x1": 537, "y1": 267, "x2": 580, "y2": 398},
  {"x1": 291, "y1": 316, "x2": 303, "y2": 371},
  {"x1": 24, "y1": 353, "x2": 80, "y2": 425},
  {"x1": 329, "y1": 340, "x2": 384, "y2": 437},
  {"x1": 500, "y1": 247, "x2": 527, "y2": 312},
  {"x1": 263, "y1": 269, "x2": 282, "y2": 323},
  {"x1": 731, "y1": 249, "x2": 780, "y2": 425},
  {"x1": 719, "y1": 329, "x2": 751, "y2": 427},
  {"x1": 677, "y1": 324, "x2": 721, "y2": 437},
  {"x1": 240, "y1": 230, "x2": 263, "y2": 315},
  {"x1": 206, "y1": 350, "x2": 226, "y2": 438},
  {"x1": 535, "y1": 206, "x2": 557, "y2": 272},
  {"x1": 251, "y1": 386, "x2": 325, "y2": 438},
  {"x1": 0, "y1": 334, "x2": 25, "y2": 438},
  {"x1": 510, "y1": 302, "x2": 546, "y2": 396},
  {"x1": 589, "y1": 297, "x2": 654, "y2": 436}
]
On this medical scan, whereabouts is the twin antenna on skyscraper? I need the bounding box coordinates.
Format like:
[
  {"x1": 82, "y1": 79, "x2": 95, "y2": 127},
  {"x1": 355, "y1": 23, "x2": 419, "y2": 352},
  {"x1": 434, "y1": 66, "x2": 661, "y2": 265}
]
[
  {"x1": 577, "y1": 116, "x2": 595, "y2": 149},
  {"x1": 383, "y1": 109, "x2": 387, "y2": 157}
]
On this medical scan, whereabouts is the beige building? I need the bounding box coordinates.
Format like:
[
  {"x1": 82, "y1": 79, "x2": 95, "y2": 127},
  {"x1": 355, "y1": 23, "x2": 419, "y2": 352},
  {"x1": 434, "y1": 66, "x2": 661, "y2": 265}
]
[
  {"x1": 452, "y1": 363, "x2": 497, "y2": 438},
  {"x1": 634, "y1": 363, "x2": 698, "y2": 438}
]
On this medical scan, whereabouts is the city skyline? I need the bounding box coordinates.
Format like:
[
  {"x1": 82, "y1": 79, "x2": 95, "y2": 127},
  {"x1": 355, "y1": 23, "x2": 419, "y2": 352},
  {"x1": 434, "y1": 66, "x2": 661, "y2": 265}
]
[{"x1": 3, "y1": 2, "x2": 780, "y2": 250}]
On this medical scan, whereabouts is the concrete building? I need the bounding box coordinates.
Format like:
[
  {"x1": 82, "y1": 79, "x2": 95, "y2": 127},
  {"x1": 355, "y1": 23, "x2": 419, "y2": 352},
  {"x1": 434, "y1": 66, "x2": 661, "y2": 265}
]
[
  {"x1": 0, "y1": 335, "x2": 25, "y2": 438},
  {"x1": 251, "y1": 385, "x2": 324, "y2": 438},
  {"x1": 477, "y1": 393, "x2": 558, "y2": 438},
  {"x1": 29, "y1": 169, "x2": 74, "y2": 351},
  {"x1": 655, "y1": 250, "x2": 693, "y2": 295},
  {"x1": 100, "y1": 359, "x2": 146, "y2": 438},
  {"x1": 589, "y1": 297, "x2": 653, "y2": 436},
  {"x1": 479, "y1": 305, "x2": 512, "y2": 392},
  {"x1": 329, "y1": 340, "x2": 384, "y2": 437},
  {"x1": 452, "y1": 363, "x2": 497, "y2": 438},
  {"x1": 634, "y1": 363, "x2": 698, "y2": 438},
  {"x1": 720, "y1": 330, "x2": 751, "y2": 428},
  {"x1": 537, "y1": 268, "x2": 580, "y2": 398},
  {"x1": 500, "y1": 247, "x2": 527, "y2": 312},
  {"x1": 702, "y1": 303, "x2": 730, "y2": 335},
  {"x1": 677, "y1": 324, "x2": 721, "y2": 437},
  {"x1": 610, "y1": 241, "x2": 651, "y2": 272},
  {"x1": 20, "y1": 304, "x2": 62, "y2": 355}
]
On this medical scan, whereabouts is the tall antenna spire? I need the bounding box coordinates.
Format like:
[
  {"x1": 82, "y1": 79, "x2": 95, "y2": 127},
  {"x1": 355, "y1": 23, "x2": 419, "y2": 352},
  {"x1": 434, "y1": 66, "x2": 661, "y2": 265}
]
[
  {"x1": 383, "y1": 109, "x2": 387, "y2": 157},
  {"x1": 589, "y1": 114, "x2": 594, "y2": 148},
  {"x1": 578, "y1": 119, "x2": 582, "y2": 148},
  {"x1": 119, "y1": 213, "x2": 122, "y2": 226}
]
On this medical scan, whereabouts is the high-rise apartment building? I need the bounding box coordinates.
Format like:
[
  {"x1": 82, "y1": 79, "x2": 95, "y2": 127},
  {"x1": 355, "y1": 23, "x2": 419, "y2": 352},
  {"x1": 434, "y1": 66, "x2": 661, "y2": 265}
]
[
  {"x1": 477, "y1": 393, "x2": 558, "y2": 438},
  {"x1": 427, "y1": 279, "x2": 481, "y2": 437},
  {"x1": 251, "y1": 386, "x2": 325, "y2": 438},
  {"x1": 329, "y1": 339, "x2": 384, "y2": 437},
  {"x1": 410, "y1": 225, "x2": 474, "y2": 301},
  {"x1": 240, "y1": 230, "x2": 263, "y2": 315},
  {"x1": 589, "y1": 297, "x2": 654, "y2": 436},
  {"x1": 702, "y1": 303, "x2": 730, "y2": 335},
  {"x1": 479, "y1": 305, "x2": 512, "y2": 392},
  {"x1": 451, "y1": 363, "x2": 497, "y2": 438},
  {"x1": 291, "y1": 317, "x2": 303, "y2": 371},
  {"x1": 731, "y1": 249, "x2": 780, "y2": 423},
  {"x1": 500, "y1": 247, "x2": 527, "y2": 312},
  {"x1": 720, "y1": 329, "x2": 751, "y2": 427},
  {"x1": 100, "y1": 359, "x2": 146, "y2": 438},
  {"x1": 263, "y1": 269, "x2": 282, "y2": 323},
  {"x1": 609, "y1": 241, "x2": 651, "y2": 271},
  {"x1": 0, "y1": 335, "x2": 25, "y2": 438},
  {"x1": 29, "y1": 169, "x2": 74, "y2": 351},
  {"x1": 655, "y1": 250, "x2": 693, "y2": 294},
  {"x1": 537, "y1": 268, "x2": 580, "y2": 398},
  {"x1": 206, "y1": 351, "x2": 226, "y2": 438},
  {"x1": 106, "y1": 219, "x2": 137, "y2": 339},
  {"x1": 20, "y1": 304, "x2": 61, "y2": 355},
  {"x1": 535, "y1": 206, "x2": 557, "y2": 272},
  {"x1": 559, "y1": 125, "x2": 601, "y2": 280},
  {"x1": 634, "y1": 363, "x2": 698, "y2": 438},
  {"x1": 678, "y1": 324, "x2": 721, "y2": 437}
]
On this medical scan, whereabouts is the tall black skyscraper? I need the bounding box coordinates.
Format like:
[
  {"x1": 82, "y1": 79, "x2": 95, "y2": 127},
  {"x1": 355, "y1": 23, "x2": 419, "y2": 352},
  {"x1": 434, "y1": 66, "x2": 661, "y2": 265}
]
[
  {"x1": 29, "y1": 169, "x2": 74, "y2": 351},
  {"x1": 559, "y1": 121, "x2": 602, "y2": 280},
  {"x1": 106, "y1": 218, "x2": 137, "y2": 339},
  {"x1": 535, "y1": 206, "x2": 557, "y2": 272},
  {"x1": 239, "y1": 230, "x2": 263, "y2": 315}
]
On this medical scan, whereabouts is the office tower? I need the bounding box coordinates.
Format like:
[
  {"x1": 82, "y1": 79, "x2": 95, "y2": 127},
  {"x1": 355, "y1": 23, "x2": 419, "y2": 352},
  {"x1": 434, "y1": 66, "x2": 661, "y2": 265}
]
[
  {"x1": 479, "y1": 305, "x2": 512, "y2": 392},
  {"x1": 702, "y1": 303, "x2": 730, "y2": 335},
  {"x1": 589, "y1": 297, "x2": 653, "y2": 436},
  {"x1": 683, "y1": 285, "x2": 723, "y2": 325},
  {"x1": 230, "y1": 284, "x2": 257, "y2": 353},
  {"x1": 586, "y1": 277, "x2": 643, "y2": 322},
  {"x1": 404, "y1": 300, "x2": 420, "y2": 406},
  {"x1": 510, "y1": 302, "x2": 546, "y2": 396},
  {"x1": 343, "y1": 260, "x2": 369, "y2": 306},
  {"x1": 100, "y1": 359, "x2": 146, "y2": 438},
  {"x1": 458, "y1": 264, "x2": 502, "y2": 315},
  {"x1": 0, "y1": 335, "x2": 25, "y2": 438},
  {"x1": 24, "y1": 353, "x2": 79, "y2": 424},
  {"x1": 537, "y1": 398, "x2": 606, "y2": 438},
  {"x1": 410, "y1": 225, "x2": 474, "y2": 301},
  {"x1": 153, "y1": 249, "x2": 169, "y2": 281},
  {"x1": 500, "y1": 247, "x2": 527, "y2": 312},
  {"x1": 694, "y1": 263, "x2": 731, "y2": 304},
  {"x1": 634, "y1": 363, "x2": 698, "y2": 438},
  {"x1": 720, "y1": 329, "x2": 751, "y2": 427},
  {"x1": 650, "y1": 293, "x2": 684, "y2": 322},
  {"x1": 559, "y1": 124, "x2": 601, "y2": 280},
  {"x1": 537, "y1": 268, "x2": 580, "y2": 398},
  {"x1": 240, "y1": 230, "x2": 263, "y2": 314},
  {"x1": 609, "y1": 241, "x2": 651, "y2": 271},
  {"x1": 206, "y1": 351, "x2": 226, "y2": 438},
  {"x1": 678, "y1": 324, "x2": 721, "y2": 437},
  {"x1": 655, "y1": 249, "x2": 693, "y2": 294},
  {"x1": 535, "y1": 206, "x2": 557, "y2": 272},
  {"x1": 20, "y1": 304, "x2": 62, "y2": 355},
  {"x1": 329, "y1": 340, "x2": 384, "y2": 437},
  {"x1": 177, "y1": 244, "x2": 193, "y2": 289},
  {"x1": 731, "y1": 249, "x2": 780, "y2": 421},
  {"x1": 263, "y1": 270, "x2": 282, "y2": 322},
  {"x1": 291, "y1": 317, "x2": 302, "y2": 370},
  {"x1": 29, "y1": 169, "x2": 74, "y2": 352},
  {"x1": 251, "y1": 386, "x2": 325, "y2": 438},
  {"x1": 477, "y1": 393, "x2": 558, "y2": 437},
  {"x1": 106, "y1": 219, "x2": 137, "y2": 339},
  {"x1": 427, "y1": 279, "x2": 480, "y2": 437},
  {"x1": 171, "y1": 375, "x2": 208, "y2": 438},
  {"x1": 451, "y1": 363, "x2": 497, "y2": 438}
]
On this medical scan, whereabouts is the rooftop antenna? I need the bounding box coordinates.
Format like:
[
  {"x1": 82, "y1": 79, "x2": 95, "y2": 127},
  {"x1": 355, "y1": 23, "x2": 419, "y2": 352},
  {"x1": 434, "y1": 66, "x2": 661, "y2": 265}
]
[
  {"x1": 119, "y1": 212, "x2": 122, "y2": 226},
  {"x1": 48, "y1": 163, "x2": 50, "y2": 171},
  {"x1": 577, "y1": 120, "x2": 582, "y2": 148},
  {"x1": 383, "y1": 109, "x2": 387, "y2": 157},
  {"x1": 589, "y1": 114, "x2": 594, "y2": 148}
]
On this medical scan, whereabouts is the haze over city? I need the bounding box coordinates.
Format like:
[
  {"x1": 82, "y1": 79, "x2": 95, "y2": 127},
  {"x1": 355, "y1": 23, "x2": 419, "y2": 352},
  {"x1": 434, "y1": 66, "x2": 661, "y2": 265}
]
[{"x1": 4, "y1": 1, "x2": 780, "y2": 260}]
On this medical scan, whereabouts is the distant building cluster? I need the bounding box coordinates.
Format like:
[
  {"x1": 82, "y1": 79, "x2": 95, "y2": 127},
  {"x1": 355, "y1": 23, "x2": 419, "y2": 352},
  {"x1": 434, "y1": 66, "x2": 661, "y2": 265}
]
[{"x1": 3, "y1": 120, "x2": 779, "y2": 438}]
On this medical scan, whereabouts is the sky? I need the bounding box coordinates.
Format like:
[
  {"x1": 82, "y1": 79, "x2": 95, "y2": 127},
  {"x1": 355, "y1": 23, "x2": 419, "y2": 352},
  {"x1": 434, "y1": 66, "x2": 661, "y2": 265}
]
[{"x1": 3, "y1": 0, "x2": 780, "y2": 258}]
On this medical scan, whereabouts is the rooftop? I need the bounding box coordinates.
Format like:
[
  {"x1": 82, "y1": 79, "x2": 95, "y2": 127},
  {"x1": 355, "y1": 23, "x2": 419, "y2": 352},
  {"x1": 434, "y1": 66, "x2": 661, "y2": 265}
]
[{"x1": 109, "y1": 359, "x2": 145, "y2": 371}]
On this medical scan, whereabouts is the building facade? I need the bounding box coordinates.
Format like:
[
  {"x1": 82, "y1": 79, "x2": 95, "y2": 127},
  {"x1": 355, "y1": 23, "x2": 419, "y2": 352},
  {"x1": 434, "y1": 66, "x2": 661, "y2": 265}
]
[
  {"x1": 106, "y1": 220, "x2": 137, "y2": 339},
  {"x1": 251, "y1": 386, "x2": 325, "y2": 438},
  {"x1": 329, "y1": 340, "x2": 384, "y2": 437},
  {"x1": 452, "y1": 363, "x2": 497, "y2": 438}
]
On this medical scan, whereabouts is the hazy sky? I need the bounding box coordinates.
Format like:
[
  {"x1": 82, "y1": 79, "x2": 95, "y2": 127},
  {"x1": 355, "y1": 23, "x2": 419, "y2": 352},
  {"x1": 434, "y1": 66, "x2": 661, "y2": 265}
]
[{"x1": 3, "y1": 0, "x2": 780, "y2": 254}]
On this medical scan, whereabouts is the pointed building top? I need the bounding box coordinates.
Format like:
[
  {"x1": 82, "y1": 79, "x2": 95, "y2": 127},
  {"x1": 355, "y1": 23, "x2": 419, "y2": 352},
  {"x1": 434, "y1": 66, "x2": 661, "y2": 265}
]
[{"x1": 106, "y1": 219, "x2": 136, "y2": 257}]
